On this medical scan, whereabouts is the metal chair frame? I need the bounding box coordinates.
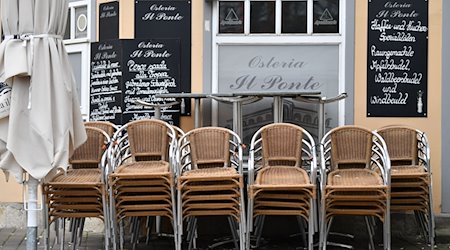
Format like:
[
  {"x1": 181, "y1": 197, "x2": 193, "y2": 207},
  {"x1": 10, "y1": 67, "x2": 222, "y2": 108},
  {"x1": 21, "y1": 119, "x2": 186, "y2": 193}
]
[
  {"x1": 176, "y1": 127, "x2": 246, "y2": 250},
  {"x1": 375, "y1": 125, "x2": 434, "y2": 248},
  {"x1": 247, "y1": 123, "x2": 318, "y2": 250},
  {"x1": 319, "y1": 125, "x2": 391, "y2": 250},
  {"x1": 107, "y1": 119, "x2": 178, "y2": 250}
]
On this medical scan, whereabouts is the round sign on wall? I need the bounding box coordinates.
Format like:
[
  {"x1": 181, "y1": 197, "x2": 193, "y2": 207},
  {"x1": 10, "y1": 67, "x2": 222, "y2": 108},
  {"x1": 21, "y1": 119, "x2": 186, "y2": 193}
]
[{"x1": 77, "y1": 14, "x2": 87, "y2": 32}]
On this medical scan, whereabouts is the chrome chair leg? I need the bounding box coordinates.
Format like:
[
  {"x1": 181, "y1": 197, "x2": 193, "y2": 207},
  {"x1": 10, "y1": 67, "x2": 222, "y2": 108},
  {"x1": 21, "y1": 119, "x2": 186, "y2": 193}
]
[
  {"x1": 227, "y1": 216, "x2": 239, "y2": 250},
  {"x1": 60, "y1": 218, "x2": 66, "y2": 250},
  {"x1": 119, "y1": 219, "x2": 125, "y2": 249},
  {"x1": 255, "y1": 215, "x2": 266, "y2": 248},
  {"x1": 295, "y1": 216, "x2": 307, "y2": 248},
  {"x1": 365, "y1": 216, "x2": 375, "y2": 250},
  {"x1": 145, "y1": 216, "x2": 154, "y2": 245},
  {"x1": 187, "y1": 217, "x2": 198, "y2": 250},
  {"x1": 383, "y1": 208, "x2": 391, "y2": 250}
]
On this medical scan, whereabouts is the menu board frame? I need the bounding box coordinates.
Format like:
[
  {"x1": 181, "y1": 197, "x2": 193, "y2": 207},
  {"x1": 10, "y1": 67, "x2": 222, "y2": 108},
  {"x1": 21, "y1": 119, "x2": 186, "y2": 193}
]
[{"x1": 367, "y1": 0, "x2": 428, "y2": 117}]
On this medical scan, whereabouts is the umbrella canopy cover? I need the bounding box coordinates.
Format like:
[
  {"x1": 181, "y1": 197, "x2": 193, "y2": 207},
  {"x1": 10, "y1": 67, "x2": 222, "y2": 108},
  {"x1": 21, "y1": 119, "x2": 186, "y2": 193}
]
[{"x1": 0, "y1": 0, "x2": 87, "y2": 182}]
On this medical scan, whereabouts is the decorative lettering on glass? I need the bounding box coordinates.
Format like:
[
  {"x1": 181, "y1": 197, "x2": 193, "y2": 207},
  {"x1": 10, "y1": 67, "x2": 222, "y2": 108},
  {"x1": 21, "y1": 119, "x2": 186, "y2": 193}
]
[{"x1": 219, "y1": 1, "x2": 245, "y2": 33}]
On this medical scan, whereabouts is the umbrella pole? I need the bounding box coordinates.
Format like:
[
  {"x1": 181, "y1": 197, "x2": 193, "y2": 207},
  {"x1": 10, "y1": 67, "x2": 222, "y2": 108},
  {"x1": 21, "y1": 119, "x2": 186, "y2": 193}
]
[{"x1": 26, "y1": 176, "x2": 39, "y2": 250}]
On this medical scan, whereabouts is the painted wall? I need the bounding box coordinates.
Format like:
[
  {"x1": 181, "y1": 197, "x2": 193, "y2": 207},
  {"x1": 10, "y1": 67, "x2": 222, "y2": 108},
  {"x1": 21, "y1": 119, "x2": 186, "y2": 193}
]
[
  {"x1": 354, "y1": 0, "x2": 442, "y2": 213},
  {"x1": 0, "y1": 178, "x2": 23, "y2": 203}
]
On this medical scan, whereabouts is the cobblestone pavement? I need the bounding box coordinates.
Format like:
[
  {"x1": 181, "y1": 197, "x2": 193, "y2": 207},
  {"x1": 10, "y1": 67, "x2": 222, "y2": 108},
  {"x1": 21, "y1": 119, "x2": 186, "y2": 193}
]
[{"x1": 0, "y1": 216, "x2": 449, "y2": 250}]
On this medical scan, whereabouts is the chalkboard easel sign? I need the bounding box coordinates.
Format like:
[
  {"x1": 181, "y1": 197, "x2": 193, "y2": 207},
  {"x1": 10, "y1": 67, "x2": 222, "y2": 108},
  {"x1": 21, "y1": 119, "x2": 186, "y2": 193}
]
[
  {"x1": 122, "y1": 39, "x2": 181, "y2": 124},
  {"x1": 367, "y1": 0, "x2": 428, "y2": 117},
  {"x1": 90, "y1": 40, "x2": 123, "y2": 124},
  {"x1": 90, "y1": 39, "x2": 182, "y2": 126}
]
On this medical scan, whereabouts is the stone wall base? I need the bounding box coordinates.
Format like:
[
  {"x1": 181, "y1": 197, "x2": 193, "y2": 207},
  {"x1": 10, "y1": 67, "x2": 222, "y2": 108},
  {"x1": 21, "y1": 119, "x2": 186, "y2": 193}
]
[{"x1": 0, "y1": 203, "x2": 104, "y2": 232}]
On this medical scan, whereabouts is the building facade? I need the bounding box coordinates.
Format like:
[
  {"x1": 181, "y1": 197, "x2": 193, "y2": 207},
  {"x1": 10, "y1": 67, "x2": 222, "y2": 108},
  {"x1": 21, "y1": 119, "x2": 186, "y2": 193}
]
[{"x1": 0, "y1": 0, "x2": 448, "y2": 228}]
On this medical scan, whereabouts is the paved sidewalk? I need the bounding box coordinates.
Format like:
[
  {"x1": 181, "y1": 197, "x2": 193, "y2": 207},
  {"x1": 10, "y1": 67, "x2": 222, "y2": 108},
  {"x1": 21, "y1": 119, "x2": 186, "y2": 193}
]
[{"x1": 0, "y1": 215, "x2": 449, "y2": 249}]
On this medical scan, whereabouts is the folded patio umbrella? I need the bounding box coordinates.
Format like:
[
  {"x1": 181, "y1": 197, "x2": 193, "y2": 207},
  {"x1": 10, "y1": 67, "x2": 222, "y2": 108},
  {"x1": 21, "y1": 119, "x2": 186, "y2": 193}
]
[
  {"x1": 0, "y1": 0, "x2": 87, "y2": 249},
  {"x1": 0, "y1": 0, "x2": 87, "y2": 181}
]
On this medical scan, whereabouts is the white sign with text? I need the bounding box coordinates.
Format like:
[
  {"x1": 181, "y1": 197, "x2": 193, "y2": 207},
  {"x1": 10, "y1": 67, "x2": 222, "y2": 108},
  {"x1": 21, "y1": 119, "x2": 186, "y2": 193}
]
[{"x1": 217, "y1": 45, "x2": 340, "y2": 142}]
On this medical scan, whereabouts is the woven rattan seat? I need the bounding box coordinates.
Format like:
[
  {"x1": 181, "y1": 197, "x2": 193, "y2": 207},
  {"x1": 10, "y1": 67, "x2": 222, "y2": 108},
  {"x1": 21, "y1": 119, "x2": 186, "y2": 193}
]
[
  {"x1": 176, "y1": 127, "x2": 246, "y2": 249},
  {"x1": 107, "y1": 119, "x2": 178, "y2": 249},
  {"x1": 327, "y1": 169, "x2": 383, "y2": 186},
  {"x1": 181, "y1": 167, "x2": 237, "y2": 177},
  {"x1": 114, "y1": 161, "x2": 170, "y2": 174},
  {"x1": 255, "y1": 166, "x2": 310, "y2": 185},
  {"x1": 376, "y1": 125, "x2": 434, "y2": 246},
  {"x1": 319, "y1": 125, "x2": 391, "y2": 250},
  {"x1": 50, "y1": 169, "x2": 102, "y2": 184},
  {"x1": 247, "y1": 123, "x2": 317, "y2": 250},
  {"x1": 391, "y1": 165, "x2": 425, "y2": 175}
]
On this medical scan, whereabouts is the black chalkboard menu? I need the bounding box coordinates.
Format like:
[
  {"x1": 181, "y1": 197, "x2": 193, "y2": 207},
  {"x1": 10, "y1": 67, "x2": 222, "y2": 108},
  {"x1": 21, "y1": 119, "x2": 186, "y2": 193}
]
[
  {"x1": 134, "y1": 0, "x2": 191, "y2": 115},
  {"x1": 367, "y1": 0, "x2": 428, "y2": 117},
  {"x1": 90, "y1": 40, "x2": 123, "y2": 124},
  {"x1": 90, "y1": 39, "x2": 181, "y2": 125},
  {"x1": 99, "y1": 1, "x2": 119, "y2": 41},
  {"x1": 122, "y1": 39, "x2": 181, "y2": 124}
]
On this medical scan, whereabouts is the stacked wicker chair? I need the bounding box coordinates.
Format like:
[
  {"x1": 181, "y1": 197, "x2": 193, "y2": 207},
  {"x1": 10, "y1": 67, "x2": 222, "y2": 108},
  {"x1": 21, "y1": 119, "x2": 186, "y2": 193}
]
[
  {"x1": 247, "y1": 123, "x2": 317, "y2": 249},
  {"x1": 42, "y1": 125, "x2": 111, "y2": 249},
  {"x1": 85, "y1": 121, "x2": 117, "y2": 138},
  {"x1": 319, "y1": 125, "x2": 391, "y2": 250},
  {"x1": 177, "y1": 127, "x2": 246, "y2": 250},
  {"x1": 376, "y1": 125, "x2": 434, "y2": 247},
  {"x1": 108, "y1": 119, "x2": 178, "y2": 249}
]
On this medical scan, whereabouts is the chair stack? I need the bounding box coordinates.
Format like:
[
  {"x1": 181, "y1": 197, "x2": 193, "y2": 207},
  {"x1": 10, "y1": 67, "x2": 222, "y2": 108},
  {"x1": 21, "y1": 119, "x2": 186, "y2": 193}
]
[
  {"x1": 42, "y1": 126, "x2": 110, "y2": 249},
  {"x1": 177, "y1": 127, "x2": 246, "y2": 250},
  {"x1": 109, "y1": 161, "x2": 174, "y2": 225},
  {"x1": 247, "y1": 123, "x2": 317, "y2": 250},
  {"x1": 107, "y1": 119, "x2": 178, "y2": 249},
  {"x1": 376, "y1": 125, "x2": 434, "y2": 245},
  {"x1": 319, "y1": 126, "x2": 391, "y2": 250},
  {"x1": 43, "y1": 168, "x2": 106, "y2": 222}
]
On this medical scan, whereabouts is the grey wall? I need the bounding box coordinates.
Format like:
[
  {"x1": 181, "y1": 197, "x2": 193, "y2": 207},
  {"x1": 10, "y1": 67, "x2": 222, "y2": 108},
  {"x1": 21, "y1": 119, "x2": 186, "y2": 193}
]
[
  {"x1": 345, "y1": 1, "x2": 355, "y2": 125},
  {"x1": 442, "y1": 0, "x2": 450, "y2": 213},
  {"x1": 89, "y1": 0, "x2": 96, "y2": 41},
  {"x1": 202, "y1": 1, "x2": 213, "y2": 126}
]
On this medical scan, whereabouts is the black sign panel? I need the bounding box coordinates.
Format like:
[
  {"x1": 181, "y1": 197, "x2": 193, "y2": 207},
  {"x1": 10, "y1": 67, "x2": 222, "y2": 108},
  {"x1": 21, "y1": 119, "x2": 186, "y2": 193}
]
[
  {"x1": 122, "y1": 39, "x2": 181, "y2": 124},
  {"x1": 90, "y1": 40, "x2": 123, "y2": 124},
  {"x1": 99, "y1": 1, "x2": 119, "y2": 41},
  {"x1": 367, "y1": 0, "x2": 428, "y2": 117},
  {"x1": 135, "y1": 0, "x2": 191, "y2": 115},
  {"x1": 90, "y1": 39, "x2": 181, "y2": 125}
]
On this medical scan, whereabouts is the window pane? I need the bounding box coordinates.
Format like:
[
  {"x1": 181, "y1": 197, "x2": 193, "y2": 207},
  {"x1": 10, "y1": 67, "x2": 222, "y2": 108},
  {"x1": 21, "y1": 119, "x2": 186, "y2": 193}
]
[
  {"x1": 282, "y1": 1, "x2": 307, "y2": 33},
  {"x1": 250, "y1": 1, "x2": 275, "y2": 33},
  {"x1": 313, "y1": 0, "x2": 339, "y2": 33},
  {"x1": 68, "y1": 52, "x2": 82, "y2": 103},
  {"x1": 219, "y1": 1, "x2": 244, "y2": 33},
  {"x1": 75, "y1": 6, "x2": 88, "y2": 39}
]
